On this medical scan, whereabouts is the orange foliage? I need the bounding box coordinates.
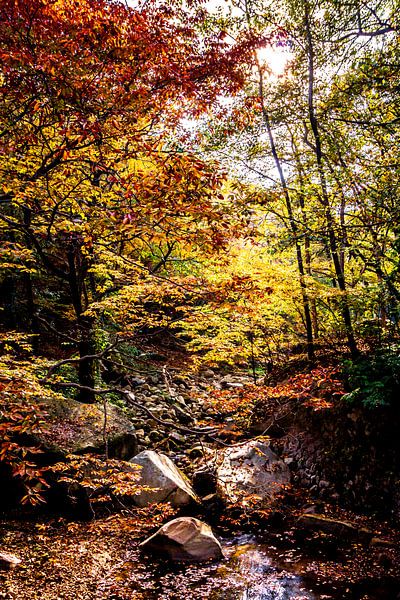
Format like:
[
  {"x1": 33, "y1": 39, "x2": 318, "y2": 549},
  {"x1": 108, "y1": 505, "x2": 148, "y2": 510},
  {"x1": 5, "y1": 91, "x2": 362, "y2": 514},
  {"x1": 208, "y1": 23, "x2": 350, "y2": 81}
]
[
  {"x1": 206, "y1": 366, "x2": 345, "y2": 433},
  {"x1": 0, "y1": 376, "x2": 49, "y2": 505}
]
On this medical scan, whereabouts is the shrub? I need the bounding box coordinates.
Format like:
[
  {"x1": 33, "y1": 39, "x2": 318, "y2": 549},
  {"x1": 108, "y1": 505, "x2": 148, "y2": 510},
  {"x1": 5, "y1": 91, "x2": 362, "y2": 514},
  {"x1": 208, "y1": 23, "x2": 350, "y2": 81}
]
[{"x1": 342, "y1": 349, "x2": 400, "y2": 408}]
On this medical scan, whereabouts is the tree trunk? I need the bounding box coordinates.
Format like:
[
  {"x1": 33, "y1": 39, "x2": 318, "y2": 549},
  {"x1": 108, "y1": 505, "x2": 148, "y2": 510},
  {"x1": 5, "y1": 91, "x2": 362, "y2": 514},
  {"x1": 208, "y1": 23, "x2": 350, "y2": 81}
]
[
  {"x1": 67, "y1": 245, "x2": 96, "y2": 403},
  {"x1": 258, "y1": 69, "x2": 315, "y2": 361},
  {"x1": 0, "y1": 275, "x2": 17, "y2": 328},
  {"x1": 304, "y1": 0, "x2": 358, "y2": 357}
]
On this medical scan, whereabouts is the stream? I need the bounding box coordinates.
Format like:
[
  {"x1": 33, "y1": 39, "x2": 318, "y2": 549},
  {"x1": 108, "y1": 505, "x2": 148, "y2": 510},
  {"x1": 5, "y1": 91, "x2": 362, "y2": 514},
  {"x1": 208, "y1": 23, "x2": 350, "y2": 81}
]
[
  {"x1": 127, "y1": 533, "x2": 400, "y2": 600},
  {"x1": 207, "y1": 535, "x2": 316, "y2": 600}
]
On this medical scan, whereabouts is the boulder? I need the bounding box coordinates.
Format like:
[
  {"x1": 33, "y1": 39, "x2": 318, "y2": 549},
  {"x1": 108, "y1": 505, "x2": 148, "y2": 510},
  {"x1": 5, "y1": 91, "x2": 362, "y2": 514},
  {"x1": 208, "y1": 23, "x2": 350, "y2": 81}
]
[
  {"x1": 33, "y1": 396, "x2": 137, "y2": 461},
  {"x1": 0, "y1": 551, "x2": 22, "y2": 570},
  {"x1": 216, "y1": 439, "x2": 290, "y2": 506},
  {"x1": 129, "y1": 450, "x2": 199, "y2": 507},
  {"x1": 140, "y1": 517, "x2": 223, "y2": 562}
]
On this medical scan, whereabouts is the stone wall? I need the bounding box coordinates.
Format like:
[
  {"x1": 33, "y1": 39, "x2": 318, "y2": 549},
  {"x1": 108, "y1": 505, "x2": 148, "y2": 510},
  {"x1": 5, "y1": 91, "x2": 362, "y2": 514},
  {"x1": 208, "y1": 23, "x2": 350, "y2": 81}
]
[{"x1": 275, "y1": 402, "x2": 400, "y2": 522}]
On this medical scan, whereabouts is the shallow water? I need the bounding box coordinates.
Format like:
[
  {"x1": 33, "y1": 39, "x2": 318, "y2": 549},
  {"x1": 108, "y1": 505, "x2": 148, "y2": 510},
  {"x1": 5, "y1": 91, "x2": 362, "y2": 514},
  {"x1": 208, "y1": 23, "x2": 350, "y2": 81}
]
[
  {"x1": 131, "y1": 533, "x2": 400, "y2": 600},
  {"x1": 131, "y1": 534, "x2": 325, "y2": 600},
  {"x1": 208, "y1": 535, "x2": 315, "y2": 600}
]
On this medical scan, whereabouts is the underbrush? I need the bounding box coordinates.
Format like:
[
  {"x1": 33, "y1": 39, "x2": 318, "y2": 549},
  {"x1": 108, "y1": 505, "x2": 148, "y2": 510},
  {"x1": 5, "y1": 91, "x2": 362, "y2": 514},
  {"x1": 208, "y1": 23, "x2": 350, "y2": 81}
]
[{"x1": 343, "y1": 347, "x2": 400, "y2": 408}]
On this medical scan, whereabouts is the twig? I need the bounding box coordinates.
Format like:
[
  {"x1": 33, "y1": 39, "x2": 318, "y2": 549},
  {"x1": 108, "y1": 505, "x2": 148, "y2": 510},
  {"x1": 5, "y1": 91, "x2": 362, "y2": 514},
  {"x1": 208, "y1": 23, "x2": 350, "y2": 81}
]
[
  {"x1": 35, "y1": 314, "x2": 78, "y2": 344},
  {"x1": 162, "y1": 364, "x2": 176, "y2": 399}
]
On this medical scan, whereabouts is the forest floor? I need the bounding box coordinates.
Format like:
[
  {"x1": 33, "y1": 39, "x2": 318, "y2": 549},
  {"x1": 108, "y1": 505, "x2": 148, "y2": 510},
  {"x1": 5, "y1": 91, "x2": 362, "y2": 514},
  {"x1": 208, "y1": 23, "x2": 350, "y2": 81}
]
[
  {"x1": 1, "y1": 354, "x2": 400, "y2": 599},
  {"x1": 1, "y1": 501, "x2": 400, "y2": 599}
]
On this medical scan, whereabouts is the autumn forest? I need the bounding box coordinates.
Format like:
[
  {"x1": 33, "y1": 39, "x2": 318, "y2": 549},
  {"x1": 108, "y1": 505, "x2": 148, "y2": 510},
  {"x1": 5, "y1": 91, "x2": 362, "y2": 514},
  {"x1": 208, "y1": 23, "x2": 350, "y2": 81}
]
[{"x1": 1, "y1": 0, "x2": 400, "y2": 598}]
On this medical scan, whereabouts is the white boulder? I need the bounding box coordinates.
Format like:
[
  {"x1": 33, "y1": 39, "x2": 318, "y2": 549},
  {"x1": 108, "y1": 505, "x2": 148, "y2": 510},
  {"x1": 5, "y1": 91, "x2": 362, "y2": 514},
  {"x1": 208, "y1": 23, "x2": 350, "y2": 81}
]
[
  {"x1": 140, "y1": 517, "x2": 223, "y2": 562},
  {"x1": 217, "y1": 439, "x2": 290, "y2": 506},
  {"x1": 129, "y1": 450, "x2": 199, "y2": 508}
]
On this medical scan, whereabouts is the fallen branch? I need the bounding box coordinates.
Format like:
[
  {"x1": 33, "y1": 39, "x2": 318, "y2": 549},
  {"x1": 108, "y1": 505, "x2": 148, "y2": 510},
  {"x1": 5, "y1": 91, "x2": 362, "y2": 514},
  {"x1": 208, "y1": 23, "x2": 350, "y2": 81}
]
[
  {"x1": 124, "y1": 391, "x2": 217, "y2": 436},
  {"x1": 41, "y1": 380, "x2": 217, "y2": 437}
]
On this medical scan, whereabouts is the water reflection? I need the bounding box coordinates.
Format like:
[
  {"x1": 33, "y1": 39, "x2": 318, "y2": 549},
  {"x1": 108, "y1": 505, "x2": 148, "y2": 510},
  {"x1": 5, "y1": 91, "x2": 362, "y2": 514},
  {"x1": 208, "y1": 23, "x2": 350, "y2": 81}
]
[
  {"x1": 209, "y1": 538, "x2": 315, "y2": 600},
  {"x1": 133, "y1": 534, "x2": 319, "y2": 599}
]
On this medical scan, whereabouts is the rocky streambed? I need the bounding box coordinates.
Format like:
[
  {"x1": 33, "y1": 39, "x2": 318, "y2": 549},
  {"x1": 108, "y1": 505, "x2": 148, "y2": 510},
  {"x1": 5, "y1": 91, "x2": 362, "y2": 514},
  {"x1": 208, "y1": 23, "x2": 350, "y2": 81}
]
[
  {"x1": 2, "y1": 440, "x2": 400, "y2": 600},
  {"x1": 131, "y1": 532, "x2": 400, "y2": 600},
  {"x1": 1, "y1": 366, "x2": 400, "y2": 599},
  {"x1": 3, "y1": 513, "x2": 399, "y2": 600}
]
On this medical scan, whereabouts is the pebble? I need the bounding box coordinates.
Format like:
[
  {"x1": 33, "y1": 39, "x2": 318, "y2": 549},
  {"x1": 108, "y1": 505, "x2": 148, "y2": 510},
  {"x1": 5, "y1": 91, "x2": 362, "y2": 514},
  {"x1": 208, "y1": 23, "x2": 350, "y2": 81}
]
[{"x1": 187, "y1": 446, "x2": 204, "y2": 459}]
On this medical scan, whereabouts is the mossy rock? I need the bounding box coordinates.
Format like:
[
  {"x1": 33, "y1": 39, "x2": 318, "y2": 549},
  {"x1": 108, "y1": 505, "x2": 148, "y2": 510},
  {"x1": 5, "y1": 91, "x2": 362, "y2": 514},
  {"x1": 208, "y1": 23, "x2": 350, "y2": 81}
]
[{"x1": 31, "y1": 396, "x2": 137, "y2": 462}]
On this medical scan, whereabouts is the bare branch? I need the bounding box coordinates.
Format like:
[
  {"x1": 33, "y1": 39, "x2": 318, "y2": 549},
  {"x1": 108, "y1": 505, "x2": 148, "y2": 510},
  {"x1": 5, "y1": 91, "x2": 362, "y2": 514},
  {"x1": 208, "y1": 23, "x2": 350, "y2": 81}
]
[
  {"x1": 41, "y1": 381, "x2": 217, "y2": 437},
  {"x1": 43, "y1": 340, "x2": 119, "y2": 380},
  {"x1": 35, "y1": 315, "x2": 78, "y2": 344}
]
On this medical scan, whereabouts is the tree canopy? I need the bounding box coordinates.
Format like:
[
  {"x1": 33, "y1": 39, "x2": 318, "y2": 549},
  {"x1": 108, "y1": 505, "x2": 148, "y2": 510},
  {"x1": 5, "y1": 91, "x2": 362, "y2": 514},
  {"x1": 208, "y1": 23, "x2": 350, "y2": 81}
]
[{"x1": 1, "y1": 0, "x2": 400, "y2": 499}]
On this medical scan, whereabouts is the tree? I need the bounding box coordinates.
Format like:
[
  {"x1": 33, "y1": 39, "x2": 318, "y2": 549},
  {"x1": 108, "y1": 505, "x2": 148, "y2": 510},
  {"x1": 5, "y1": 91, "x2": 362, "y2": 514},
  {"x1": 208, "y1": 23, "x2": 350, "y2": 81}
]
[
  {"x1": 197, "y1": 0, "x2": 400, "y2": 356},
  {"x1": 0, "y1": 0, "x2": 252, "y2": 399}
]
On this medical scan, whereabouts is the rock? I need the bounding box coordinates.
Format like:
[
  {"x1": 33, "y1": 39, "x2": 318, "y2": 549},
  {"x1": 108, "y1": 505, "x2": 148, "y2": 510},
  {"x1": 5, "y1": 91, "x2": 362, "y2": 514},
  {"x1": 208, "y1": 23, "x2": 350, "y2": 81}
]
[
  {"x1": 216, "y1": 439, "x2": 290, "y2": 506},
  {"x1": 187, "y1": 446, "x2": 204, "y2": 459},
  {"x1": 169, "y1": 431, "x2": 186, "y2": 444},
  {"x1": 193, "y1": 467, "x2": 217, "y2": 497},
  {"x1": 146, "y1": 406, "x2": 165, "y2": 419},
  {"x1": 31, "y1": 396, "x2": 137, "y2": 461},
  {"x1": 140, "y1": 517, "x2": 223, "y2": 562},
  {"x1": 298, "y1": 514, "x2": 357, "y2": 536},
  {"x1": 174, "y1": 406, "x2": 193, "y2": 425},
  {"x1": 201, "y1": 369, "x2": 215, "y2": 378},
  {"x1": 173, "y1": 375, "x2": 188, "y2": 386},
  {"x1": 130, "y1": 377, "x2": 146, "y2": 387},
  {"x1": 298, "y1": 514, "x2": 374, "y2": 542},
  {"x1": 221, "y1": 382, "x2": 244, "y2": 390},
  {"x1": 0, "y1": 551, "x2": 22, "y2": 570},
  {"x1": 129, "y1": 450, "x2": 199, "y2": 507},
  {"x1": 148, "y1": 431, "x2": 162, "y2": 442},
  {"x1": 370, "y1": 537, "x2": 397, "y2": 548}
]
